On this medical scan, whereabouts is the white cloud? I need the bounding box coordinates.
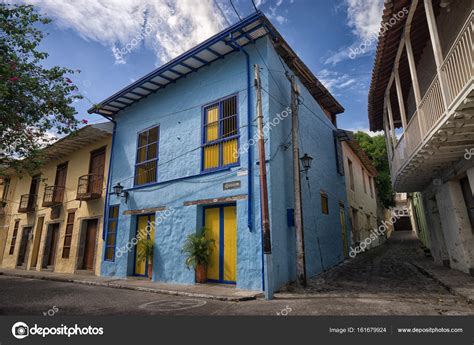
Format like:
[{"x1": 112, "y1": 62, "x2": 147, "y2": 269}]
[
  {"x1": 345, "y1": 0, "x2": 383, "y2": 41},
  {"x1": 316, "y1": 69, "x2": 357, "y2": 92},
  {"x1": 345, "y1": 127, "x2": 383, "y2": 137},
  {"x1": 324, "y1": 0, "x2": 383, "y2": 65},
  {"x1": 267, "y1": 0, "x2": 289, "y2": 25},
  {"x1": 19, "y1": 0, "x2": 228, "y2": 65}
]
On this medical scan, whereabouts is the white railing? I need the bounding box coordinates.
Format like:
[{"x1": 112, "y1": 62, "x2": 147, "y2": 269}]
[
  {"x1": 405, "y1": 110, "x2": 422, "y2": 158},
  {"x1": 441, "y1": 11, "x2": 473, "y2": 107},
  {"x1": 418, "y1": 75, "x2": 445, "y2": 137},
  {"x1": 390, "y1": 13, "x2": 473, "y2": 180}
]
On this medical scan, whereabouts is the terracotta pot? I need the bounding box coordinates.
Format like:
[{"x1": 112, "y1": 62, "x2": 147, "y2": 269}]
[
  {"x1": 148, "y1": 261, "x2": 153, "y2": 279},
  {"x1": 195, "y1": 263, "x2": 207, "y2": 283}
]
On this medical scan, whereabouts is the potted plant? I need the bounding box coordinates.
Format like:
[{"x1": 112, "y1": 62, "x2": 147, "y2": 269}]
[
  {"x1": 182, "y1": 228, "x2": 214, "y2": 283},
  {"x1": 137, "y1": 239, "x2": 155, "y2": 279}
]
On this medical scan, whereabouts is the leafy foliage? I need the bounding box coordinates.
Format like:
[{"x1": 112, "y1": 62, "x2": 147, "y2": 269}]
[
  {"x1": 353, "y1": 131, "x2": 394, "y2": 208},
  {"x1": 182, "y1": 228, "x2": 214, "y2": 269},
  {"x1": 0, "y1": 4, "x2": 82, "y2": 173},
  {"x1": 136, "y1": 239, "x2": 155, "y2": 263}
]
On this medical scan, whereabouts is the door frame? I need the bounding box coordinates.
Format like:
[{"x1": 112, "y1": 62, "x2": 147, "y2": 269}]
[
  {"x1": 42, "y1": 222, "x2": 61, "y2": 269},
  {"x1": 16, "y1": 225, "x2": 33, "y2": 268},
  {"x1": 133, "y1": 213, "x2": 155, "y2": 277},
  {"x1": 202, "y1": 203, "x2": 237, "y2": 285},
  {"x1": 75, "y1": 217, "x2": 101, "y2": 272}
]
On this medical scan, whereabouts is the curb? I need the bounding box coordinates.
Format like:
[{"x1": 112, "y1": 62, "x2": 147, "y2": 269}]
[
  {"x1": 0, "y1": 271, "x2": 260, "y2": 302},
  {"x1": 411, "y1": 262, "x2": 473, "y2": 304}
]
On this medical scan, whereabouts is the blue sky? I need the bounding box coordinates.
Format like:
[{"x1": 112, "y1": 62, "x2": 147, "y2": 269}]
[{"x1": 17, "y1": 0, "x2": 384, "y2": 134}]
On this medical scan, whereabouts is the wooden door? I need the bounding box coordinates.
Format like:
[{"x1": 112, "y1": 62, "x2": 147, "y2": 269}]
[
  {"x1": 204, "y1": 205, "x2": 237, "y2": 284},
  {"x1": 339, "y1": 205, "x2": 348, "y2": 257},
  {"x1": 88, "y1": 148, "x2": 106, "y2": 193},
  {"x1": 47, "y1": 224, "x2": 60, "y2": 267},
  {"x1": 30, "y1": 217, "x2": 44, "y2": 269},
  {"x1": 134, "y1": 215, "x2": 155, "y2": 276},
  {"x1": 54, "y1": 163, "x2": 68, "y2": 201},
  {"x1": 17, "y1": 227, "x2": 32, "y2": 266},
  {"x1": 28, "y1": 175, "x2": 40, "y2": 209},
  {"x1": 55, "y1": 163, "x2": 68, "y2": 187},
  {"x1": 82, "y1": 219, "x2": 98, "y2": 270}
]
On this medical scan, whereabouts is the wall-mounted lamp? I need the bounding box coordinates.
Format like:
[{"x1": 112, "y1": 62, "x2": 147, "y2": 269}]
[
  {"x1": 112, "y1": 182, "x2": 128, "y2": 203},
  {"x1": 299, "y1": 153, "x2": 313, "y2": 175}
]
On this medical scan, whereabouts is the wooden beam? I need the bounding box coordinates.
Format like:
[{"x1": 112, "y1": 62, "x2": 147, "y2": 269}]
[
  {"x1": 424, "y1": 0, "x2": 450, "y2": 110},
  {"x1": 395, "y1": 69, "x2": 408, "y2": 130},
  {"x1": 183, "y1": 194, "x2": 247, "y2": 206},
  {"x1": 123, "y1": 206, "x2": 166, "y2": 215}
]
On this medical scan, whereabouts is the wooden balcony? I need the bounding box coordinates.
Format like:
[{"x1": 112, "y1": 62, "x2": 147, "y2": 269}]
[
  {"x1": 18, "y1": 194, "x2": 36, "y2": 213},
  {"x1": 390, "y1": 12, "x2": 474, "y2": 191},
  {"x1": 76, "y1": 174, "x2": 103, "y2": 201},
  {"x1": 42, "y1": 185, "x2": 65, "y2": 207}
]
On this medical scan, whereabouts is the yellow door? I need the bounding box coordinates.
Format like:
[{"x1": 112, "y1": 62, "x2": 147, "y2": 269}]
[
  {"x1": 204, "y1": 205, "x2": 236, "y2": 284},
  {"x1": 339, "y1": 205, "x2": 348, "y2": 257},
  {"x1": 134, "y1": 214, "x2": 155, "y2": 276}
]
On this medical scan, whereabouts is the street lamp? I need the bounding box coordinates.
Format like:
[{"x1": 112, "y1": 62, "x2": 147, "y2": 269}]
[
  {"x1": 300, "y1": 153, "x2": 313, "y2": 175},
  {"x1": 112, "y1": 182, "x2": 128, "y2": 203}
]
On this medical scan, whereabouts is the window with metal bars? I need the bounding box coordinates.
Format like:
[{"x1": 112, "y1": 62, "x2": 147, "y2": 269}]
[
  {"x1": 9, "y1": 220, "x2": 19, "y2": 255},
  {"x1": 62, "y1": 211, "x2": 75, "y2": 258},
  {"x1": 202, "y1": 95, "x2": 239, "y2": 171},
  {"x1": 104, "y1": 205, "x2": 119, "y2": 261},
  {"x1": 135, "y1": 126, "x2": 159, "y2": 186}
]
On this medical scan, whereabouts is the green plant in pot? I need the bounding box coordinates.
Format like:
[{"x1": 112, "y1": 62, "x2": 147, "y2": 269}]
[
  {"x1": 182, "y1": 228, "x2": 214, "y2": 283},
  {"x1": 137, "y1": 239, "x2": 155, "y2": 279}
]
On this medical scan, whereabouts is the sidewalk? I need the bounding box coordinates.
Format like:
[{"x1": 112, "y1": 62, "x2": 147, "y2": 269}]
[
  {"x1": 0, "y1": 268, "x2": 261, "y2": 302},
  {"x1": 412, "y1": 260, "x2": 474, "y2": 303}
]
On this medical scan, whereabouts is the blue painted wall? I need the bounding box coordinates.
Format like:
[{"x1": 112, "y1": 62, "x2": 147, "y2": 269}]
[
  {"x1": 101, "y1": 38, "x2": 270, "y2": 291},
  {"x1": 265, "y1": 39, "x2": 351, "y2": 290},
  {"x1": 101, "y1": 35, "x2": 350, "y2": 292}
]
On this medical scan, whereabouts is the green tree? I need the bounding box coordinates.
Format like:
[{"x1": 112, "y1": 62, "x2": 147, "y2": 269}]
[
  {"x1": 0, "y1": 4, "x2": 82, "y2": 173},
  {"x1": 354, "y1": 131, "x2": 394, "y2": 208}
]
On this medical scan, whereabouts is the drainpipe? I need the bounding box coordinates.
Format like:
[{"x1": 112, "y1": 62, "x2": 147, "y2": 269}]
[
  {"x1": 229, "y1": 36, "x2": 267, "y2": 292},
  {"x1": 228, "y1": 36, "x2": 253, "y2": 232},
  {"x1": 102, "y1": 117, "x2": 116, "y2": 242}
]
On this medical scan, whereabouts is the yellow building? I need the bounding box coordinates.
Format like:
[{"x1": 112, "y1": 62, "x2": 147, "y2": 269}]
[
  {"x1": 341, "y1": 133, "x2": 379, "y2": 248},
  {"x1": 0, "y1": 123, "x2": 112, "y2": 276}
]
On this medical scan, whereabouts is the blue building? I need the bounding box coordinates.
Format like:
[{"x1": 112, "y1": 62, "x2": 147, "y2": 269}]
[{"x1": 89, "y1": 12, "x2": 350, "y2": 292}]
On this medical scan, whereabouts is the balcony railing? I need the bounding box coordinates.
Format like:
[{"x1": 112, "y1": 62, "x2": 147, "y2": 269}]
[
  {"x1": 76, "y1": 174, "x2": 103, "y2": 201},
  {"x1": 18, "y1": 194, "x2": 36, "y2": 213},
  {"x1": 391, "y1": 13, "x2": 473, "y2": 178},
  {"x1": 42, "y1": 185, "x2": 65, "y2": 207},
  {"x1": 441, "y1": 11, "x2": 473, "y2": 107}
]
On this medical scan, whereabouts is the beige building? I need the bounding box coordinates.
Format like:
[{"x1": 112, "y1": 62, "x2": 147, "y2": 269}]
[
  {"x1": 342, "y1": 136, "x2": 379, "y2": 248},
  {"x1": 368, "y1": 0, "x2": 473, "y2": 274},
  {"x1": 0, "y1": 123, "x2": 112, "y2": 276}
]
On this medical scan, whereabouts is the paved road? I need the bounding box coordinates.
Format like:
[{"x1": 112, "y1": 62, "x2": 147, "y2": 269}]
[{"x1": 0, "y1": 231, "x2": 472, "y2": 315}]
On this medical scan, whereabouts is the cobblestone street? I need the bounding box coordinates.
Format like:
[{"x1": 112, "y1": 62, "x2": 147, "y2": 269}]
[
  {"x1": 276, "y1": 231, "x2": 474, "y2": 315},
  {"x1": 0, "y1": 231, "x2": 473, "y2": 316}
]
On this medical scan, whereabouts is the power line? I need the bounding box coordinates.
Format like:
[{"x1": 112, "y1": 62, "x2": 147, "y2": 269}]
[
  {"x1": 251, "y1": 0, "x2": 259, "y2": 12},
  {"x1": 229, "y1": 0, "x2": 242, "y2": 21}
]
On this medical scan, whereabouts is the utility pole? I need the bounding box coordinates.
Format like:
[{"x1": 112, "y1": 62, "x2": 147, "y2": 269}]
[
  {"x1": 254, "y1": 64, "x2": 273, "y2": 300},
  {"x1": 289, "y1": 73, "x2": 306, "y2": 287}
]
